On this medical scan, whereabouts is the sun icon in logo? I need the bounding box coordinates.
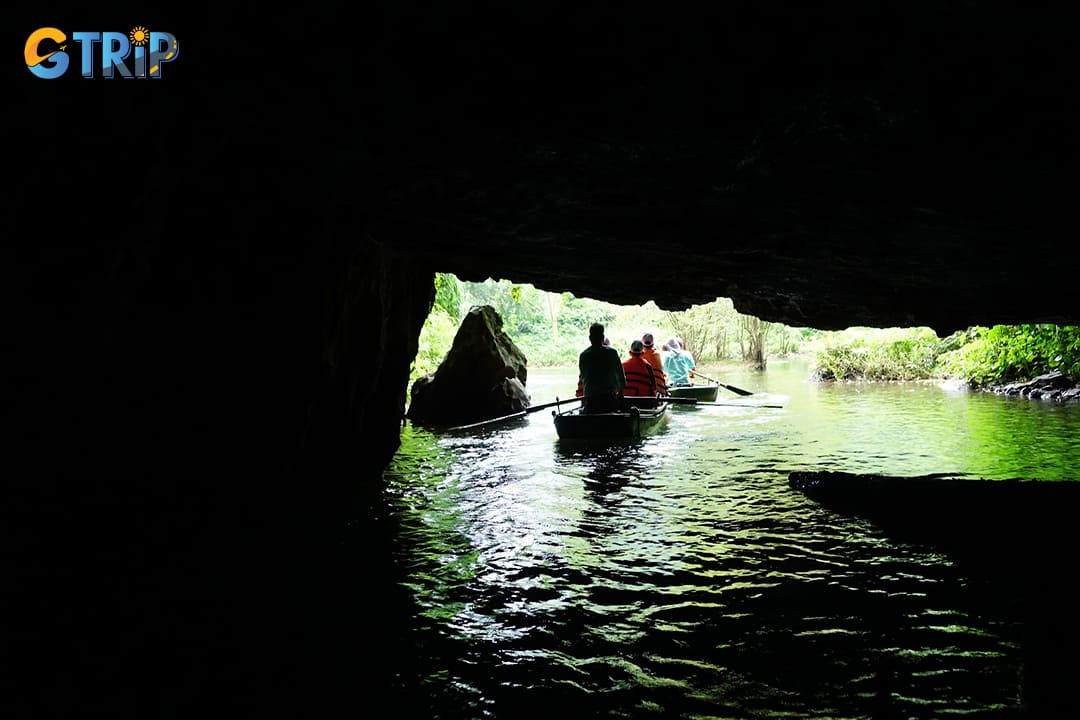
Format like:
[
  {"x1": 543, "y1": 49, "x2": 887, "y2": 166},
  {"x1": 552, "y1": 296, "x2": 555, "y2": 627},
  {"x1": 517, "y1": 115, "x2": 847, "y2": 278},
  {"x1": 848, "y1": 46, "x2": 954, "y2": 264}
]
[{"x1": 129, "y1": 26, "x2": 150, "y2": 46}]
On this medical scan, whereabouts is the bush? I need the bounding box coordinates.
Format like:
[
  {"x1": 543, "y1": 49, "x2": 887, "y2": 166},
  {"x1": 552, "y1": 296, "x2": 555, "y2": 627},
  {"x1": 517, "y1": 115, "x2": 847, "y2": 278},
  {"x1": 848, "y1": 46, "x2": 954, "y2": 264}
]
[
  {"x1": 811, "y1": 327, "x2": 940, "y2": 381},
  {"x1": 812, "y1": 324, "x2": 1080, "y2": 386},
  {"x1": 937, "y1": 325, "x2": 1080, "y2": 387}
]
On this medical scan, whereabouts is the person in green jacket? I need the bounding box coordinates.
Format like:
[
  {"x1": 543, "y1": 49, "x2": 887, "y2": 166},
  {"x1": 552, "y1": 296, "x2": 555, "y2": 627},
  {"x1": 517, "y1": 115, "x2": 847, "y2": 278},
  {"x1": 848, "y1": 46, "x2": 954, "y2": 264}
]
[{"x1": 578, "y1": 322, "x2": 625, "y2": 413}]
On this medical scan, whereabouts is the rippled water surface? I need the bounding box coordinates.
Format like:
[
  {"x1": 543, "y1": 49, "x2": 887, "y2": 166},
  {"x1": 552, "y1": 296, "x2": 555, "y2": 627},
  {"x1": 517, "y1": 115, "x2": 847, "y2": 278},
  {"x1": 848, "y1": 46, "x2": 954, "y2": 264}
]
[{"x1": 380, "y1": 361, "x2": 1080, "y2": 719}]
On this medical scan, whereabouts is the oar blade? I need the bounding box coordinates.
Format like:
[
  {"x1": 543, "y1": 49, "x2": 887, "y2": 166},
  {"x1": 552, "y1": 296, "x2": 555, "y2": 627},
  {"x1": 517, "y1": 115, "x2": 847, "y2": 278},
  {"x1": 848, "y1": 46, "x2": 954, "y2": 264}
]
[
  {"x1": 689, "y1": 369, "x2": 755, "y2": 397},
  {"x1": 719, "y1": 382, "x2": 755, "y2": 397}
]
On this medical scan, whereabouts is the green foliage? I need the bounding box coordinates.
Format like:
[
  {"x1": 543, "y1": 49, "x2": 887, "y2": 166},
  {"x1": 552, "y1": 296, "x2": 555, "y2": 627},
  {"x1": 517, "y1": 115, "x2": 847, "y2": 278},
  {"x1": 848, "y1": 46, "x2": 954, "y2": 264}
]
[
  {"x1": 810, "y1": 324, "x2": 1080, "y2": 385},
  {"x1": 594, "y1": 300, "x2": 668, "y2": 352},
  {"x1": 739, "y1": 315, "x2": 772, "y2": 369},
  {"x1": 414, "y1": 275, "x2": 1080, "y2": 393},
  {"x1": 417, "y1": 273, "x2": 1080, "y2": 389},
  {"x1": 416, "y1": 277, "x2": 852, "y2": 374},
  {"x1": 769, "y1": 325, "x2": 802, "y2": 356},
  {"x1": 666, "y1": 298, "x2": 740, "y2": 361},
  {"x1": 560, "y1": 294, "x2": 616, "y2": 333},
  {"x1": 460, "y1": 279, "x2": 552, "y2": 337},
  {"x1": 410, "y1": 307, "x2": 458, "y2": 387},
  {"x1": 433, "y1": 273, "x2": 463, "y2": 322},
  {"x1": 813, "y1": 345, "x2": 863, "y2": 381},
  {"x1": 937, "y1": 324, "x2": 1080, "y2": 386},
  {"x1": 811, "y1": 327, "x2": 941, "y2": 381},
  {"x1": 511, "y1": 331, "x2": 587, "y2": 366},
  {"x1": 459, "y1": 279, "x2": 628, "y2": 361}
]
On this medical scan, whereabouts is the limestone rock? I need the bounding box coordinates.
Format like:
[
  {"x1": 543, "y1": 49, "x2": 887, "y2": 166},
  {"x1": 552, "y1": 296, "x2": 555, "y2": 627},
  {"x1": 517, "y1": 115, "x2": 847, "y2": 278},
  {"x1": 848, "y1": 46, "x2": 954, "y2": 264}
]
[
  {"x1": 996, "y1": 371, "x2": 1080, "y2": 400},
  {"x1": 406, "y1": 306, "x2": 530, "y2": 426}
]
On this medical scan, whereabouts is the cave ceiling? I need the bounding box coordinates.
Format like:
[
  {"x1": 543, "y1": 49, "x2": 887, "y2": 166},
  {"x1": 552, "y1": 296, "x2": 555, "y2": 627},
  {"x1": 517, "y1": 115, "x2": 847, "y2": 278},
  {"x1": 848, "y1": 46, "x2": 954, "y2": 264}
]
[{"x1": 369, "y1": 2, "x2": 1079, "y2": 333}]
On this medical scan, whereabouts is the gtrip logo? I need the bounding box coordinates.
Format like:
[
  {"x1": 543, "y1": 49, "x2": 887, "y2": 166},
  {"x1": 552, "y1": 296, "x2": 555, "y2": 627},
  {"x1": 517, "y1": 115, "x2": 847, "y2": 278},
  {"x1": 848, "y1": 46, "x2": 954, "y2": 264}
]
[{"x1": 25, "y1": 26, "x2": 179, "y2": 79}]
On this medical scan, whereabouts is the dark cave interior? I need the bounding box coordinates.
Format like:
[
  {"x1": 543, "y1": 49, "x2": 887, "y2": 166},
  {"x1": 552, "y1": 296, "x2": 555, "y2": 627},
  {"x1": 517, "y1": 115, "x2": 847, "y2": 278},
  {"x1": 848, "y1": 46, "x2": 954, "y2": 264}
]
[{"x1": 9, "y1": 2, "x2": 1080, "y2": 713}]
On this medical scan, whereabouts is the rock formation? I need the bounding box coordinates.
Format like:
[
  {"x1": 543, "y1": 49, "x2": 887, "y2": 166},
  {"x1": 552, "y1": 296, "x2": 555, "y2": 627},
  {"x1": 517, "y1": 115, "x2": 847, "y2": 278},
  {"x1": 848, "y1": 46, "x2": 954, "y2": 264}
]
[
  {"x1": 994, "y1": 371, "x2": 1080, "y2": 401},
  {"x1": 406, "y1": 305, "x2": 530, "y2": 426}
]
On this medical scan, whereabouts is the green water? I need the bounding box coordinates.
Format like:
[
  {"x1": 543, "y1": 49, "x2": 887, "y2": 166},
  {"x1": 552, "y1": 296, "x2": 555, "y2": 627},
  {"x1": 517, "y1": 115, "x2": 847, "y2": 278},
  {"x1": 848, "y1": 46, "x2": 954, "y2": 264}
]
[
  {"x1": 526, "y1": 359, "x2": 1080, "y2": 479},
  {"x1": 379, "y1": 359, "x2": 1080, "y2": 718}
]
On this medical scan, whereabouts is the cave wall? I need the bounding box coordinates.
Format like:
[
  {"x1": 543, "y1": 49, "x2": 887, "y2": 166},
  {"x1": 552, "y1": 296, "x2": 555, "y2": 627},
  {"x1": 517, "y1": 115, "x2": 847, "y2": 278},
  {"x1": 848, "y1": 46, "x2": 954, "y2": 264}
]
[
  {"x1": 10, "y1": 7, "x2": 438, "y2": 711},
  {"x1": 8, "y1": 2, "x2": 1080, "y2": 711}
]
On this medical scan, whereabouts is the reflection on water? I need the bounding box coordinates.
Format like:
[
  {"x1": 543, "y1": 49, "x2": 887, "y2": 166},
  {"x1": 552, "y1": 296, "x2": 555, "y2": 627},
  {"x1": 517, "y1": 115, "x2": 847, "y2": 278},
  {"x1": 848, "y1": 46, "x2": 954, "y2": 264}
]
[{"x1": 380, "y1": 360, "x2": 1080, "y2": 718}]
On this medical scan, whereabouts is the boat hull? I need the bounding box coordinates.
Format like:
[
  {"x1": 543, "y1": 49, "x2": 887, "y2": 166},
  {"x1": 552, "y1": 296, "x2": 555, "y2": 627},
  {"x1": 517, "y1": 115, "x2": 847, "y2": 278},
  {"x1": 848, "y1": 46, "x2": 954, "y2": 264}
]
[
  {"x1": 553, "y1": 402, "x2": 670, "y2": 441},
  {"x1": 668, "y1": 383, "x2": 720, "y2": 402}
]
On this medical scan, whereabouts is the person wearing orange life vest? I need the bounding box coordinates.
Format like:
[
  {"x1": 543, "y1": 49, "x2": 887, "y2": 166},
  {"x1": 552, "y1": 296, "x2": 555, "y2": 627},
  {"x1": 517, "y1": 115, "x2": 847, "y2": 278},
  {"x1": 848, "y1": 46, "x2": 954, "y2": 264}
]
[
  {"x1": 640, "y1": 333, "x2": 668, "y2": 395},
  {"x1": 622, "y1": 339, "x2": 658, "y2": 401}
]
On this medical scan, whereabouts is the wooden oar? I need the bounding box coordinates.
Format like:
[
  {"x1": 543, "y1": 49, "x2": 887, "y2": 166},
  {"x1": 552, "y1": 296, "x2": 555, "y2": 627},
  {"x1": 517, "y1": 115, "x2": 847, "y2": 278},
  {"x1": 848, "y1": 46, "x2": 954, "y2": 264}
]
[
  {"x1": 687, "y1": 369, "x2": 755, "y2": 397},
  {"x1": 444, "y1": 396, "x2": 584, "y2": 431},
  {"x1": 660, "y1": 396, "x2": 783, "y2": 409}
]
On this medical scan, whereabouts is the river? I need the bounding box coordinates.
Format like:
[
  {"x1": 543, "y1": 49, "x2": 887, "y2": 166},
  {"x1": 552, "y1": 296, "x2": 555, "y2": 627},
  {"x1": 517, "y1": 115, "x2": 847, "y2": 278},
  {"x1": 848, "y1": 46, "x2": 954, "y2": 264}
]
[{"x1": 376, "y1": 359, "x2": 1080, "y2": 718}]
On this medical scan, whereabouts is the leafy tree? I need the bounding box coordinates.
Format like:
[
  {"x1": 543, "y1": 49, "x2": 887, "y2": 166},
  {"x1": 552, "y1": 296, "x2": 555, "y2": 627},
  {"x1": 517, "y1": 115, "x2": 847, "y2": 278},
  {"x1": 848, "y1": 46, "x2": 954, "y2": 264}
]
[
  {"x1": 740, "y1": 315, "x2": 772, "y2": 370},
  {"x1": 665, "y1": 298, "x2": 738, "y2": 361},
  {"x1": 546, "y1": 292, "x2": 566, "y2": 342},
  {"x1": 559, "y1": 294, "x2": 615, "y2": 333},
  {"x1": 433, "y1": 273, "x2": 463, "y2": 322},
  {"x1": 769, "y1": 325, "x2": 802, "y2": 356}
]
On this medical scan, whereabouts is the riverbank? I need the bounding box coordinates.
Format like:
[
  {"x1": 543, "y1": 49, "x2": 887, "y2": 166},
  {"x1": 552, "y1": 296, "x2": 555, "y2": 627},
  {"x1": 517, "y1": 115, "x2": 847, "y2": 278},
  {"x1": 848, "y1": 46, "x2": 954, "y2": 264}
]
[{"x1": 988, "y1": 370, "x2": 1080, "y2": 401}]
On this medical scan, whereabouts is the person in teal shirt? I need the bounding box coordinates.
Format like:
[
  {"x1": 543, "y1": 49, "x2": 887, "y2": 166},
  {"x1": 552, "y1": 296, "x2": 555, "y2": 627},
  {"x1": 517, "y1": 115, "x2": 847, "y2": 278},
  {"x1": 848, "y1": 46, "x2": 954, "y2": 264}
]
[
  {"x1": 578, "y1": 322, "x2": 625, "y2": 413},
  {"x1": 663, "y1": 337, "x2": 694, "y2": 386},
  {"x1": 675, "y1": 337, "x2": 695, "y2": 375}
]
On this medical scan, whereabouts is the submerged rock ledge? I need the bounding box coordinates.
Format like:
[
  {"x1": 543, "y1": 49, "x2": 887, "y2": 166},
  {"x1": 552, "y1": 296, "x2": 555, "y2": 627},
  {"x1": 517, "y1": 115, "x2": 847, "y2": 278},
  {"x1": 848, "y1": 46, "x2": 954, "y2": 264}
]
[
  {"x1": 790, "y1": 470, "x2": 1080, "y2": 716},
  {"x1": 788, "y1": 470, "x2": 1080, "y2": 569}
]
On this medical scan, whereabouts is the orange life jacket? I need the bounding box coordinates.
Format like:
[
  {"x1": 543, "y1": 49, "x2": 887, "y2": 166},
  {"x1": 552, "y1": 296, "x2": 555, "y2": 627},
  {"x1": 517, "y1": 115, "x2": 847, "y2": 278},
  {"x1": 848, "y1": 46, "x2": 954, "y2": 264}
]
[
  {"x1": 622, "y1": 355, "x2": 657, "y2": 397},
  {"x1": 640, "y1": 347, "x2": 667, "y2": 393}
]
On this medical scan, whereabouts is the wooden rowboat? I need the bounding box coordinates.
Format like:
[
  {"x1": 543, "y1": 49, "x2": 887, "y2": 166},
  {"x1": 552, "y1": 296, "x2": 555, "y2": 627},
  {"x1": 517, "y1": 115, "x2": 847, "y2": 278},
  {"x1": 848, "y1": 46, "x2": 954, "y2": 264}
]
[
  {"x1": 552, "y1": 398, "x2": 670, "y2": 442},
  {"x1": 667, "y1": 383, "x2": 720, "y2": 402}
]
